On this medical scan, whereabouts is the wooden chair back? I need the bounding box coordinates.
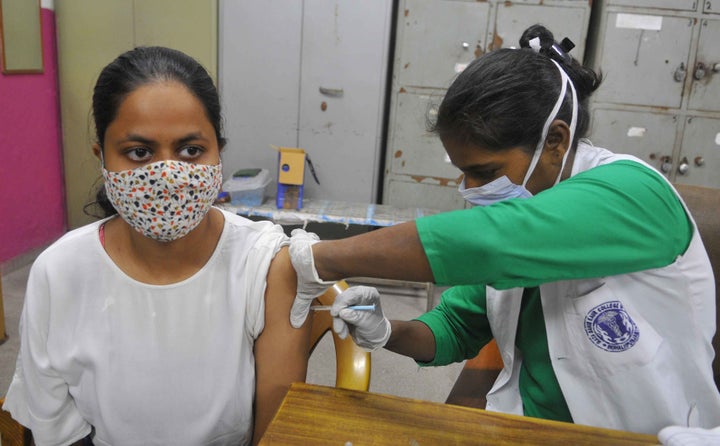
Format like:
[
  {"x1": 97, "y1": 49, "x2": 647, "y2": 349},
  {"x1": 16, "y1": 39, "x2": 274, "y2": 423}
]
[
  {"x1": 0, "y1": 397, "x2": 31, "y2": 446},
  {"x1": 310, "y1": 280, "x2": 371, "y2": 391}
]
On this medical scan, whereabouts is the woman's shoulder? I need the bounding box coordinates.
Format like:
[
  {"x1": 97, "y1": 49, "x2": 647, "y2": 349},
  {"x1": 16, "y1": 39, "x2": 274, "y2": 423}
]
[
  {"x1": 34, "y1": 219, "x2": 107, "y2": 263},
  {"x1": 217, "y1": 207, "x2": 289, "y2": 253}
]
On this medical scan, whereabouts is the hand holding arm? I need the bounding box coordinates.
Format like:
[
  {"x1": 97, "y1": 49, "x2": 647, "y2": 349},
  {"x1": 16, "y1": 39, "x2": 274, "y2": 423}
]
[
  {"x1": 287, "y1": 229, "x2": 335, "y2": 328},
  {"x1": 288, "y1": 223, "x2": 435, "y2": 328}
]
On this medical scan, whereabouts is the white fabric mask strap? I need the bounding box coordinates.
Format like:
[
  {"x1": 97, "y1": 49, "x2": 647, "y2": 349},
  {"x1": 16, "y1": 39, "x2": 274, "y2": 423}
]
[{"x1": 522, "y1": 59, "x2": 577, "y2": 186}]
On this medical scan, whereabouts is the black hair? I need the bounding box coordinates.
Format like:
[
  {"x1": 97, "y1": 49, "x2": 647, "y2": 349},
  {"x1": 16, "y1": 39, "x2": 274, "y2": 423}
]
[
  {"x1": 430, "y1": 24, "x2": 602, "y2": 153},
  {"x1": 84, "y1": 46, "x2": 226, "y2": 218}
]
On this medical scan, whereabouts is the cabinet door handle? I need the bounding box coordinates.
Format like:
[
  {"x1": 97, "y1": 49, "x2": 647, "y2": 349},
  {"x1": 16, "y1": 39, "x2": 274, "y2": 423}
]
[
  {"x1": 694, "y1": 62, "x2": 707, "y2": 80},
  {"x1": 319, "y1": 87, "x2": 344, "y2": 97},
  {"x1": 660, "y1": 155, "x2": 673, "y2": 173},
  {"x1": 677, "y1": 157, "x2": 690, "y2": 175},
  {"x1": 674, "y1": 63, "x2": 687, "y2": 82}
]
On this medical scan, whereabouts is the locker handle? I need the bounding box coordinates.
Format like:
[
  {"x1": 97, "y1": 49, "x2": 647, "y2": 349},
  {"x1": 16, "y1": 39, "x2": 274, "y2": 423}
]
[
  {"x1": 660, "y1": 156, "x2": 673, "y2": 173},
  {"x1": 674, "y1": 63, "x2": 687, "y2": 82},
  {"x1": 319, "y1": 87, "x2": 344, "y2": 97},
  {"x1": 677, "y1": 157, "x2": 690, "y2": 175}
]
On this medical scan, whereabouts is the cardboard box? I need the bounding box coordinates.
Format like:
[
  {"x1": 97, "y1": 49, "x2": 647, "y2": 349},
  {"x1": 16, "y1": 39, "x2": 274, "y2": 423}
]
[{"x1": 277, "y1": 147, "x2": 306, "y2": 209}]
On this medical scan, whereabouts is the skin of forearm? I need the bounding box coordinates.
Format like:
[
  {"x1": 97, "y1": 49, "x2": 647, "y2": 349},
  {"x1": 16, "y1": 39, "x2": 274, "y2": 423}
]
[
  {"x1": 312, "y1": 222, "x2": 435, "y2": 282},
  {"x1": 385, "y1": 320, "x2": 436, "y2": 363}
]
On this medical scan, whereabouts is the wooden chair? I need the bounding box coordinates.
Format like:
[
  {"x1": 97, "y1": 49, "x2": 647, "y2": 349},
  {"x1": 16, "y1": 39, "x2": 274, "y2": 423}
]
[
  {"x1": 446, "y1": 184, "x2": 720, "y2": 408},
  {"x1": 445, "y1": 339, "x2": 502, "y2": 409},
  {"x1": 0, "y1": 397, "x2": 32, "y2": 446},
  {"x1": 310, "y1": 280, "x2": 371, "y2": 391}
]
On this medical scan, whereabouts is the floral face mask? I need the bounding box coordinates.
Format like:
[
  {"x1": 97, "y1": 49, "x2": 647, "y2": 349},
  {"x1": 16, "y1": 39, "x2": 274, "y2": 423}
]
[{"x1": 103, "y1": 159, "x2": 222, "y2": 242}]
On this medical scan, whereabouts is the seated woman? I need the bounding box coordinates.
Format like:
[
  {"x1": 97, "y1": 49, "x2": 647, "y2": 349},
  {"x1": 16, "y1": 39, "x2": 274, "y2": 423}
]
[{"x1": 2, "y1": 46, "x2": 311, "y2": 446}]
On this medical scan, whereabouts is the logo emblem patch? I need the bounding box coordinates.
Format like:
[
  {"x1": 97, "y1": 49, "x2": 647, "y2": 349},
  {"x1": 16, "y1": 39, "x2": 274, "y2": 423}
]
[{"x1": 584, "y1": 300, "x2": 639, "y2": 352}]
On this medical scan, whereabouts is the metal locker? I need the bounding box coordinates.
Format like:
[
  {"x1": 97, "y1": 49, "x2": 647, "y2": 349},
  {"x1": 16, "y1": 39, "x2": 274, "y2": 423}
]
[
  {"x1": 688, "y1": 19, "x2": 720, "y2": 113},
  {"x1": 607, "y1": 0, "x2": 696, "y2": 10},
  {"x1": 397, "y1": 0, "x2": 490, "y2": 89},
  {"x1": 298, "y1": 0, "x2": 393, "y2": 202},
  {"x1": 492, "y1": 2, "x2": 590, "y2": 60},
  {"x1": 385, "y1": 179, "x2": 467, "y2": 211},
  {"x1": 586, "y1": 0, "x2": 720, "y2": 188},
  {"x1": 219, "y1": 0, "x2": 392, "y2": 204},
  {"x1": 677, "y1": 116, "x2": 720, "y2": 187},
  {"x1": 383, "y1": 0, "x2": 593, "y2": 210},
  {"x1": 592, "y1": 13, "x2": 694, "y2": 109},
  {"x1": 590, "y1": 108, "x2": 679, "y2": 176},
  {"x1": 388, "y1": 91, "x2": 459, "y2": 179}
]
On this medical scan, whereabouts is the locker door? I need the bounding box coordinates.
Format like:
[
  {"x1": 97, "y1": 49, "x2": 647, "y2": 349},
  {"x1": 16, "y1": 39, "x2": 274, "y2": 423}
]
[
  {"x1": 676, "y1": 116, "x2": 720, "y2": 188},
  {"x1": 592, "y1": 13, "x2": 693, "y2": 108},
  {"x1": 218, "y1": 0, "x2": 302, "y2": 199},
  {"x1": 298, "y1": 0, "x2": 393, "y2": 202},
  {"x1": 492, "y1": 3, "x2": 589, "y2": 60},
  {"x1": 396, "y1": 0, "x2": 490, "y2": 89},
  {"x1": 590, "y1": 108, "x2": 679, "y2": 176},
  {"x1": 607, "y1": 0, "x2": 696, "y2": 10},
  {"x1": 688, "y1": 19, "x2": 720, "y2": 113},
  {"x1": 385, "y1": 179, "x2": 467, "y2": 211},
  {"x1": 388, "y1": 91, "x2": 460, "y2": 179}
]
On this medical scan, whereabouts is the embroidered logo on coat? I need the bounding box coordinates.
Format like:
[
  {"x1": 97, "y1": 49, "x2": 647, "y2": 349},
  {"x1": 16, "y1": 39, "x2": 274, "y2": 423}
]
[{"x1": 584, "y1": 300, "x2": 639, "y2": 352}]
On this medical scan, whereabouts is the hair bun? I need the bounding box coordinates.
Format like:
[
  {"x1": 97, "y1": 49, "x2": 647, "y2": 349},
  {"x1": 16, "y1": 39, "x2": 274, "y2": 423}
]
[
  {"x1": 519, "y1": 24, "x2": 555, "y2": 50},
  {"x1": 519, "y1": 24, "x2": 575, "y2": 65}
]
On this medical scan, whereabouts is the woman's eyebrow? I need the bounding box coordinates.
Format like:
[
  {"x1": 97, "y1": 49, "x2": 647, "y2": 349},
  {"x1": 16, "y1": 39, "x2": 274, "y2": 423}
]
[
  {"x1": 117, "y1": 132, "x2": 209, "y2": 145},
  {"x1": 176, "y1": 132, "x2": 210, "y2": 145}
]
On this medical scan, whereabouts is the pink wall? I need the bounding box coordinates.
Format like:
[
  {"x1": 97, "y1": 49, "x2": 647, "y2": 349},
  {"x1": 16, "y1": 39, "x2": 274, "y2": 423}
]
[{"x1": 0, "y1": 8, "x2": 65, "y2": 263}]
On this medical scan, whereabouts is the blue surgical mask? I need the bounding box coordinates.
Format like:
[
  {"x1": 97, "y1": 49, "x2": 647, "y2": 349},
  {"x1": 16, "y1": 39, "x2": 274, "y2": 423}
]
[
  {"x1": 459, "y1": 176, "x2": 532, "y2": 206},
  {"x1": 458, "y1": 59, "x2": 577, "y2": 207}
]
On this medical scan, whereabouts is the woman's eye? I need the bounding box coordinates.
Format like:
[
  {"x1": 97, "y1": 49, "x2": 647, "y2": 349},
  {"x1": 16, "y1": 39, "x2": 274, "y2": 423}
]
[
  {"x1": 179, "y1": 145, "x2": 205, "y2": 159},
  {"x1": 468, "y1": 169, "x2": 498, "y2": 181},
  {"x1": 126, "y1": 147, "x2": 152, "y2": 162}
]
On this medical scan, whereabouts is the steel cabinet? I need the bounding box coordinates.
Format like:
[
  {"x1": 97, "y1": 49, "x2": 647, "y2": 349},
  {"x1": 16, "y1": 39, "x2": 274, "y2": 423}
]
[
  {"x1": 586, "y1": 0, "x2": 720, "y2": 187},
  {"x1": 219, "y1": 0, "x2": 393, "y2": 203},
  {"x1": 383, "y1": 0, "x2": 592, "y2": 211}
]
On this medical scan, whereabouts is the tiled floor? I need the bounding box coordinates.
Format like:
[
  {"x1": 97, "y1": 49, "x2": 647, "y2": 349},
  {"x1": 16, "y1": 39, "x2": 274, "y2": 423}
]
[{"x1": 1, "y1": 257, "x2": 464, "y2": 404}]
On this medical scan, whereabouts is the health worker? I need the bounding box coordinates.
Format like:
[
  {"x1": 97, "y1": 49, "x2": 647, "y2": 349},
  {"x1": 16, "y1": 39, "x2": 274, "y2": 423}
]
[{"x1": 287, "y1": 25, "x2": 720, "y2": 435}]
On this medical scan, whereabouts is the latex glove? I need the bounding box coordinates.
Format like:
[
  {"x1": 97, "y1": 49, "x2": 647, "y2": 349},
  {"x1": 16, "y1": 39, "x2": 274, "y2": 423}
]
[
  {"x1": 331, "y1": 286, "x2": 391, "y2": 351},
  {"x1": 658, "y1": 425, "x2": 720, "y2": 446},
  {"x1": 288, "y1": 228, "x2": 335, "y2": 328}
]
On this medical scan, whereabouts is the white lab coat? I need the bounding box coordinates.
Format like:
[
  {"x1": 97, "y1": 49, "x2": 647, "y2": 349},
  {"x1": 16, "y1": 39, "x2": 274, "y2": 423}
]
[{"x1": 484, "y1": 143, "x2": 720, "y2": 435}]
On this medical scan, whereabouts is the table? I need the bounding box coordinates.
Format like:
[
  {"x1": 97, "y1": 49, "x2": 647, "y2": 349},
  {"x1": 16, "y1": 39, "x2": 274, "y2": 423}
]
[
  {"x1": 259, "y1": 383, "x2": 660, "y2": 446},
  {"x1": 221, "y1": 198, "x2": 442, "y2": 227},
  {"x1": 222, "y1": 199, "x2": 443, "y2": 310}
]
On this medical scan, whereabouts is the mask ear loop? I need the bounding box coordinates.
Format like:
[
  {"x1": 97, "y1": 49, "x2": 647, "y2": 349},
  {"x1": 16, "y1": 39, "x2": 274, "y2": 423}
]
[
  {"x1": 521, "y1": 61, "x2": 568, "y2": 186},
  {"x1": 550, "y1": 60, "x2": 577, "y2": 185}
]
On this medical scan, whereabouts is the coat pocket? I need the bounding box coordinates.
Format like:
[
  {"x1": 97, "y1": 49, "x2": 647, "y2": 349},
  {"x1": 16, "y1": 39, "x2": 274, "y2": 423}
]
[{"x1": 567, "y1": 283, "x2": 663, "y2": 376}]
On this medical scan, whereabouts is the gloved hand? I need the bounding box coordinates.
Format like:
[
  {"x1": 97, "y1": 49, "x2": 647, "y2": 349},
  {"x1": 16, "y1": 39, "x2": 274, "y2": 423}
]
[
  {"x1": 288, "y1": 228, "x2": 335, "y2": 328},
  {"x1": 331, "y1": 286, "x2": 391, "y2": 351}
]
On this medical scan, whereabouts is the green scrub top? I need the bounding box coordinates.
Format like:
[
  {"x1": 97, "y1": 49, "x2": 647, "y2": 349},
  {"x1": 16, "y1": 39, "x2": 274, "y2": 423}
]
[{"x1": 414, "y1": 160, "x2": 692, "y2": 422}]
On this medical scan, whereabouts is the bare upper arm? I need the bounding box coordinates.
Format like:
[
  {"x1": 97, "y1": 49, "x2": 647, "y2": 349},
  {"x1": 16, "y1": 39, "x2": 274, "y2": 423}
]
[{"x1": 252, "y1": 246, "x2": 313, "y2": 444}]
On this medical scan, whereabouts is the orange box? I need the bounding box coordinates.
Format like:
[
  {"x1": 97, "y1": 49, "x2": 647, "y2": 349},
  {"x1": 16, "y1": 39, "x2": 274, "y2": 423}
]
[{"x1": 278, "y1": 147, "x2": 306, "y2": 185}]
